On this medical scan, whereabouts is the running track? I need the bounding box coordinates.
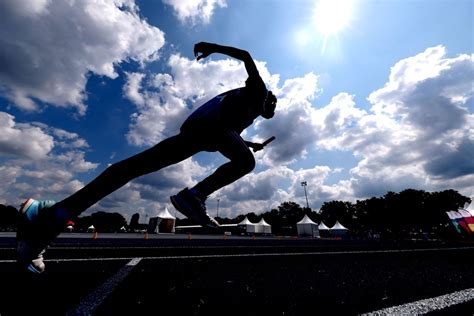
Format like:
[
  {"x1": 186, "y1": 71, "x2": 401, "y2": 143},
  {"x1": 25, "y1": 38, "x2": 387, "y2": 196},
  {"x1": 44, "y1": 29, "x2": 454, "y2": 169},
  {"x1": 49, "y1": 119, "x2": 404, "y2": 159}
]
[{"x1": 0, "y1": 233, "x2": 473, "y2": 315}]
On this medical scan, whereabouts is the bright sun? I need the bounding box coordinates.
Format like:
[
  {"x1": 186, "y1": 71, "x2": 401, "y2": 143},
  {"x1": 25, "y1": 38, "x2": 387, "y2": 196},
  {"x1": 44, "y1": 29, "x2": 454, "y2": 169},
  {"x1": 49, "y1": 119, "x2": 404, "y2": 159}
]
[{"x1": 313, "y1": 0, "x2": 354, "y2": 52}]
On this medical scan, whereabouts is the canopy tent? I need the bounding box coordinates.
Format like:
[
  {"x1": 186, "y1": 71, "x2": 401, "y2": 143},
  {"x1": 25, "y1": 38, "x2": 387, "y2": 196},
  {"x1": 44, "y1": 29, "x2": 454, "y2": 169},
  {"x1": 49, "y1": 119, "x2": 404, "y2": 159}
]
[
  {"x1": 238, "y1": 216, "x2": 257, "y2": 234},
  {"x1": 148, "y1": 207, "x2": 176, "y2": 234},
  {"x1": 331, "y1": 221, "x2": 348, "y2": 230},
  {"x1": 330, "y1": 221, "x2": 348, "y2": 237},
  {"x1": 318, "y1": 222, "x2": 330, "y2": 230},
  {"x1": 296, "y1": 215, "x2": 320, "y2": 237},
  {"x1": 256, "y1": 218, "x2": 272, "y2": 235}
]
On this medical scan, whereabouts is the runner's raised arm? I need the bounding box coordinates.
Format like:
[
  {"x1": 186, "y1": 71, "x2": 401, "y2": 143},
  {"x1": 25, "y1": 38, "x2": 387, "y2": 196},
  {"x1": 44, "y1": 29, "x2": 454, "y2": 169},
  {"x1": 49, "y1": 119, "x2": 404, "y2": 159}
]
[{"x1": 194, "y1": 42, "x2": 260, "y2": 79}]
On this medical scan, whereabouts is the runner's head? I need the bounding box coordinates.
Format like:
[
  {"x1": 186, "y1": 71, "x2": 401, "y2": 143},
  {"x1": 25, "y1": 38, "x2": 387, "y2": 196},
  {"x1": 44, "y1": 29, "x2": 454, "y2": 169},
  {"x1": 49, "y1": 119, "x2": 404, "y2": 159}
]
[{"x1": 262, "y1": 90, "x2": 277, "y2": 119}]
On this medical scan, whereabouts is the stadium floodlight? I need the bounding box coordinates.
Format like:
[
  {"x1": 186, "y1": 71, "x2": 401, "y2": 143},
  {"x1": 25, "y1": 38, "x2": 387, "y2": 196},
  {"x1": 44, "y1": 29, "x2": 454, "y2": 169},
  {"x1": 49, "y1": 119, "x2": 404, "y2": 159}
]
[{"x1": 301, "y1": 181, "x2": 310, "y2": 209}]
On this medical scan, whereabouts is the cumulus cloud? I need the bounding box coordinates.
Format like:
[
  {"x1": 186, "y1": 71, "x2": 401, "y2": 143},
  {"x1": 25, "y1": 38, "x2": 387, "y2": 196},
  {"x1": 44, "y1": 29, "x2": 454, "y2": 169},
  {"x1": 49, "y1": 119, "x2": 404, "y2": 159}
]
[
  {"x1": 124, "y1": 54, "x2": 253, "y2": 146},
  {"x1": 162, "y1": 0, "x2": 227, "y2": 25},
  {"x1": 0, "y1": 165, "x2": 22, "y2": 205},
  {"x1": 0, "y1": 0, "x2": 165, "y2": 114},
  {"x1": 0, "y1": 112, "x2": 54, "y2": 159},
  {"x1": 0, "y1": 111, "x2": 99, "y2": 206},
  {"x1": 114, "y1": 45, "x2": 473, "y2": 219},
  {"x1": 231, "y1": 46, "x2": 474, "y2": 212},
  {"x1": 215, "y1": 164, "x2": 353, "y2": 216},
  {"x1": 255, "y1": 72, "x2": 322, "y2": 164},
  {"x1": 312, "y1": 46, "x2": 474, "y2": 199},
  {"x1": 120, "y1": 54, "x2": 327, "y2": 216},
  {"x1": 124, "y1": 54, "x2": 305, "y2": 165}
]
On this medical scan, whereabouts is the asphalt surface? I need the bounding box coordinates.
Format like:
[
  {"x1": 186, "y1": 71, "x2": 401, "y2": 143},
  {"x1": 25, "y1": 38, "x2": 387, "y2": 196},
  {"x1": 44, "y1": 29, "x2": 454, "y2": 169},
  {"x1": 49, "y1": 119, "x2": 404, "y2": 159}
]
[{"x1": 0, "y1": 233, "x2": 473, "y2": 315}]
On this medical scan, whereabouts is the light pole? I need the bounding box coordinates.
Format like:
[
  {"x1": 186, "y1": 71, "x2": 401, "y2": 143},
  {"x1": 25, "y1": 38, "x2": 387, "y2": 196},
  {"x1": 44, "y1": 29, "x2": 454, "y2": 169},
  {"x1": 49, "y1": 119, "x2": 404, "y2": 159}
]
[
  {"x1": 216, "y1": 198, "x2": 220, "y2": 218},
  {"x1": 301, "y1": 181, "x2": 309, "y2": 209}
]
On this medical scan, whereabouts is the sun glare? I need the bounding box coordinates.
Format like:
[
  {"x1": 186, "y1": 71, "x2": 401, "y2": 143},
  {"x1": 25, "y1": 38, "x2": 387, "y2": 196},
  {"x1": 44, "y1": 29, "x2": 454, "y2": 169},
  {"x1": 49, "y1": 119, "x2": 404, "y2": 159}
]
[
  {"x1": 313, "y1": 0, "x2": 354, "y2": 53},
  {"x1": 314, "y1": 0, "x2": 353, "y2": 36}
]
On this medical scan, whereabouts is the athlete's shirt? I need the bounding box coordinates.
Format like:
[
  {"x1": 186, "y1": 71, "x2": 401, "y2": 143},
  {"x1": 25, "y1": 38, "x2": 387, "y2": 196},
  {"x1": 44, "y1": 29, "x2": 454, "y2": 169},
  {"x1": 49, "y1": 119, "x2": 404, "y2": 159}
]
[{"x1": 181, "y1": 74, "x2": 267, "y2": 134}]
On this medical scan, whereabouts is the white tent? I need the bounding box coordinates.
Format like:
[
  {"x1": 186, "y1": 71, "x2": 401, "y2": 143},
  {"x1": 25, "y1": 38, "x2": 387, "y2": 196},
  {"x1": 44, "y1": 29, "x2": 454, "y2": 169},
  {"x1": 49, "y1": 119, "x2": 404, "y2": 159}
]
[
  {"x1": 87, "y1": 225, "x2": 95, "y2": 232},
  {"x1": 157, "y1": 207, "x2": 175, "y2": 219},
  {"x1": 317, "y1": 221, "x2": 331, "y2": 237},
  {"x1": 330, "y1": 221, "x2": 348, "y2": 238},
  {"x1": 238, "y1": 216, "x2": 257, "y2": 234},
  {"x1": 318, "y1": 222, "x2": 330, "y2": 230},
  {"x1": 332, "y1": 221, "x2": 348, "y2": 230},
  {"x1": 257, "y1": 218, "x2": 272, "y2": 235},
  {"x1": 297, "y1": 215, "x2": 320, "y2": 237},
  {"x1": 149, "y1": 207, "x2": 176, "y2": 233}
]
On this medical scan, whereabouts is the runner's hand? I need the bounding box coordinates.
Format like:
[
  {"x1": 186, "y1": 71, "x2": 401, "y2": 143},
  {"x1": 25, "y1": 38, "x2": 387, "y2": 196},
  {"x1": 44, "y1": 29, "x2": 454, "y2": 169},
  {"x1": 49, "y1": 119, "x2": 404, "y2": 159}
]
[
  {"x1": 194, "y1": 42, "x2": 216, "y2": 61},
  {"x1": 251, "y1": 143, "x2": 264, "y2": 152}
]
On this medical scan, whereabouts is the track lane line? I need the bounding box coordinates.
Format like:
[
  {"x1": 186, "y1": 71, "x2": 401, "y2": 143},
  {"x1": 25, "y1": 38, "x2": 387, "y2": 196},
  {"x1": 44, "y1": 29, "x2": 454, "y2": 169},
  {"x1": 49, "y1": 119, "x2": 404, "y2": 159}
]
[
  {"x1": 0, "y1": 246, "x2": 473, "y2": 263},
  {"x1": 66, "y1": 257, "x2": 142, "y2": 316},
  {"x1": 362, "y1": 287, "x2": 474, "y2": 315}
]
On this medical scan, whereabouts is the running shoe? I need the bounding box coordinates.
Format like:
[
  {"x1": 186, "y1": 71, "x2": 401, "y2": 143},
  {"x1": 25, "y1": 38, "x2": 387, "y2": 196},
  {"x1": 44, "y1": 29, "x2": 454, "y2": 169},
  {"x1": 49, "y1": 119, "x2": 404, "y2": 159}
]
[
  {"x1": 170, "y1": 188, "x2": 220, "y2": 228},
  {"x1": 16, "y1": 198, "x2": 57, "y2": 273}
]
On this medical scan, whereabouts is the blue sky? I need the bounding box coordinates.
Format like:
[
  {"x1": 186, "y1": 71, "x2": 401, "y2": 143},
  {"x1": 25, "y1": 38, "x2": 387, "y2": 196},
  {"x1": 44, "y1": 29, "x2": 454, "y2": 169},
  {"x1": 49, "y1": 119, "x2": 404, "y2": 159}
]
[{"x1": 0, "y1": 0, "x2": 473, "y2": 221}]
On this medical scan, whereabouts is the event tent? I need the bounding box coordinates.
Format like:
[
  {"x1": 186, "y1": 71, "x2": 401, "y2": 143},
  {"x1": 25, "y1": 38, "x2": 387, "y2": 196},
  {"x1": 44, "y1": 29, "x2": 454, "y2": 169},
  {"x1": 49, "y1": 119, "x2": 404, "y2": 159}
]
[
  {"x1": 148, "y1": 207, "x2": 176, "y2": 233},
  {"x1": 330, "y1": 221, "x2": 348, "y2": 237},
  {"x1": 318, "y1": 222, "x2": 330, "y2": 230},
  {"x1": 297, "y1": 215, "x2": 320, "y2": 237},
  {"x1": 238, "y1": 216, "x2": 257, "y2": 234},
  {"x1": 256, "y1": 218, "x2": 272, "y2": 235}
]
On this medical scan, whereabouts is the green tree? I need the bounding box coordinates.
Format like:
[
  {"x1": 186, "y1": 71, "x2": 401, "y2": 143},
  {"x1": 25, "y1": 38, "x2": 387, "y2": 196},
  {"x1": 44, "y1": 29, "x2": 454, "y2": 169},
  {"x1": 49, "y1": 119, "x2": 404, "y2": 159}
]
[
  {"x1": 0, "y1": 204, "x2": 18, "y2": 231},
  {"x1": 319, "y1": 200, "x2": 354, "y2": 228},
  {"x1": 90, "y1": 211, "x2": 127, "y2": 233},
  {"x1": 129, "y1": 213, "x2": 140, "y2": 231}
]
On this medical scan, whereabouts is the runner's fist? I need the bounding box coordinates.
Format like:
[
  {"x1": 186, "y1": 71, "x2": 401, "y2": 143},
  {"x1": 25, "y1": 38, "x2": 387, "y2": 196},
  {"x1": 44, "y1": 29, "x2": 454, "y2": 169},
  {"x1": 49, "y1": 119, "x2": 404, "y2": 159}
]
[{"x1": 194, "y1": 42, "x2": 216, "y2": 61}]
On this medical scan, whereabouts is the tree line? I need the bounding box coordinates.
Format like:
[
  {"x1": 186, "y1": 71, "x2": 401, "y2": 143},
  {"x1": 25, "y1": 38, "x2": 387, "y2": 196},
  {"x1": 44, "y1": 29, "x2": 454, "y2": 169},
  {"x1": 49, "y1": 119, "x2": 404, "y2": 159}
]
[
  {"x1": 0, "y1": 189, "x2": 471, "y2": 238},
  {"x1": 227, "y1": 189, "x2": 470, "y2": 238}
]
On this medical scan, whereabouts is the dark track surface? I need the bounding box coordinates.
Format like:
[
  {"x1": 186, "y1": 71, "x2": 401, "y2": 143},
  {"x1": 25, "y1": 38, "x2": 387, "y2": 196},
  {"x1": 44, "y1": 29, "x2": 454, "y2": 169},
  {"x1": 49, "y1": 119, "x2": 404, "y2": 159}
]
[{"x1": 0, "y1": 233, "x2": 473, "y2": 315}]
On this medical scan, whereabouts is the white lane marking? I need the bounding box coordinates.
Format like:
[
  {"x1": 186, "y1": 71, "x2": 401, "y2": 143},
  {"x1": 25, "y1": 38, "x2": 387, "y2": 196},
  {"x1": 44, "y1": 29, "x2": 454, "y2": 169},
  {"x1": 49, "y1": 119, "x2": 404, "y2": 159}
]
[
  {"x1": 3, "y1": 248, "x2": 473, "y2": 314},
  {"x1": 66, "y1": 257, "x2": 142, "y2": 316},
  {"x1": 362, "y1": 287, "x2": 474, "y2": 315},
  {"x1": 0, "y1": 246, "x2": 473, "y2": 263}
]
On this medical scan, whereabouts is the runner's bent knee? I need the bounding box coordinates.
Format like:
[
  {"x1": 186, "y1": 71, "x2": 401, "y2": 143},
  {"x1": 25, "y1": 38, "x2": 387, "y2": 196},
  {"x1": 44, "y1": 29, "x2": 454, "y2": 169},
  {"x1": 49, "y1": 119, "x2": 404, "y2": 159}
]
[{"x1": 237, "y1": 150, "x2": 255, "y2": 174}]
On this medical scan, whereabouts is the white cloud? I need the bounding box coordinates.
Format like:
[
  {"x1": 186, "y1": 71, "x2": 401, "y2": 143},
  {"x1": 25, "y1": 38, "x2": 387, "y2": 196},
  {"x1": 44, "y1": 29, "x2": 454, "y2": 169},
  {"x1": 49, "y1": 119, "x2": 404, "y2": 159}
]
[
  {"x1": 114, "y1": 45, "x2": 473, "y2": 219},
  {"x1": 313, "y1": 46, "x2": 474, "y2": 200},
  {"x1": 225, "y1": 46, "x2": 473, "y2": 213},
  {"x1": 124, "y1": 54, "x2": 250, "y2": 146},
  {"x1": 0, "y1": 165, "x2": 22, "y2": 205},
  {"x1": 162, "y1": 0, "x2": 226, "y2": 25},
  {"x1": 0, "y1": 0, "x2": 165, "y2": 114},
  {"x1": 0, "y1": 111, "x2": 99, "y2": 206},
  {"x1": 123, "y1": 54, "x2": 321, "y2": 166},
  {"x1": 255, "y1": 72, "x2": 330, "y2": 164},
  {"x1": 0, "y1": 112, "x2": 54, "y2": 159}
]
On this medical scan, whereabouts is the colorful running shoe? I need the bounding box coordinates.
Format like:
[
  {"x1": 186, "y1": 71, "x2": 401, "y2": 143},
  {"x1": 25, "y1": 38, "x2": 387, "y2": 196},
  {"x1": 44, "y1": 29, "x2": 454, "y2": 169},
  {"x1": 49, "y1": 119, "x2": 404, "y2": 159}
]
[
  {"x1": 16, "y1": 198, "x2": 58, "y2": 273},
  {"x1": 170, "y1": 188, "x2": 220, "y2": 228}
]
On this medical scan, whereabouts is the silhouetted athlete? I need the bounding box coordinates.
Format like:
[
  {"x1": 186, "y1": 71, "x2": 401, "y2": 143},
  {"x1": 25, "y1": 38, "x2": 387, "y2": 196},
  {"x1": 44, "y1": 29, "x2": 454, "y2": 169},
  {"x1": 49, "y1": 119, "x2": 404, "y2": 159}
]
[{"x1": 17, "y1": 42, "x2": 277, "y2": 273}]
